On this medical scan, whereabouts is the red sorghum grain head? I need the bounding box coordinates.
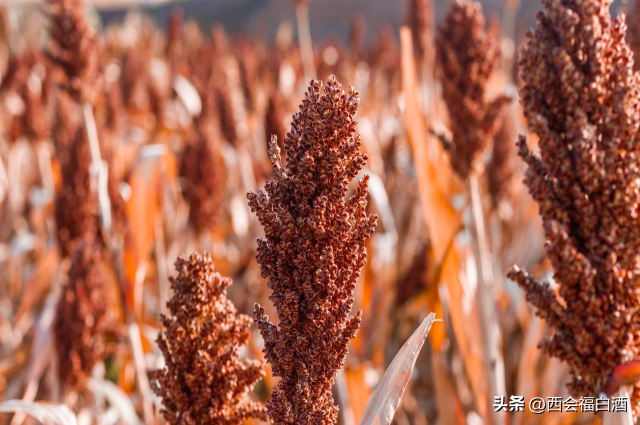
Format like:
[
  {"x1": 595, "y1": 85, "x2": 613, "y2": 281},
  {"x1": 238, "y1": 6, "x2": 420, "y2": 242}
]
[
  {"x1": 152, "y1": 252, "x2": 266, "y2": 425},
  {"x1": 53, "y1": 93, "x2": 126, "y2": 255},
  {"x1": 54, "y1": 241, "x2": 113, "y2": 389},
  {"x1": 120, "y1": 50, "x2": 151, "y2": 113},
  {"x1": 48, "y1": 0, "x2": 101, "y2": 104},
  {"x1": 215, "y1": 84, "x2": 239, "y2": 146},
  {"x1": 2, "y1": 51, "x2": 51, "y2": 143},
  {"x1": 436, "y1": 0, "x2": 510, "y2": 180},
  {"x1": 487, "y1": 109, "x2": 517, "y2": 208},
  {"x1": 237, "y1": 41, "x2": 258, "y2": 112},
  {"x1": 509, "y1": 0, "x2": 640, "y2": 414},
  {"x1": 179, "y1": 130, "x2": 225, "y2": 232},
  {"x1": 248, "y1": 75, "x2": 378, "y2": 424},
  {"x1": 54, "y1": 102, "x2": 100, "y2": 256}
]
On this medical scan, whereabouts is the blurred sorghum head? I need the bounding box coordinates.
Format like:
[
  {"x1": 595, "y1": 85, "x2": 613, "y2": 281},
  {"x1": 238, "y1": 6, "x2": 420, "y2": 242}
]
[
  {"x1": 179, "y1": 130, "x2": 225, "y2": 233},
  {"x1": 248, "y1": 75, "x2": 378, "y2": 424},
  {"x1": 48, "y1": 0, "x2": 101, "y2": 104},
  {"x1": 436, "y1": 0, "x2": 510, "y2": 180},
  {"x1": 54, "y1": 104, "x2": 100, "y2": 256},
  {"x1": 1, "y1": 50, "x2": 51, "y2": 143},
  {"x1": 54, "y1": 241, "x2": 113, "y2": 389},
  {"x1": 215, "y1": 84, "x2": 239, "y2": 146},
  {"x1": 54, "y1": 93, "x2": 126, "y2": 256},
  {"x1": 487, "y1": 109, "x2": 517, "y2": 208},
  {"x1": 509, "y1": 0, "x2": 640, "y2": 413},
  {"x1": 153, "y1": 252, "x2": 266, "y2": 425}
]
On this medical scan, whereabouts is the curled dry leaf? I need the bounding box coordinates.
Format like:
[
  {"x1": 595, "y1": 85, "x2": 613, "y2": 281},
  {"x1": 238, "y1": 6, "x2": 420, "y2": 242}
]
[
  {"x1": 0, "y1": 400, "x2": 78, "y2": 425},
  {"x1": 87, "y1": 378, "x2": 142, "y2": 425},
  {"x1": 358, "y1": 313, "x2": 437, "y2": 425}
]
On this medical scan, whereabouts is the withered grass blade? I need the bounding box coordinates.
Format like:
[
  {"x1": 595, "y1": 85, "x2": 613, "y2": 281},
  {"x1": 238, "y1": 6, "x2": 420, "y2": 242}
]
[
  {"x1": 358, "y1": 313, "x2": 438, "y2": 425},
  {"x1": 0, "y1": 400, "x2": 77, "y2": 425}
]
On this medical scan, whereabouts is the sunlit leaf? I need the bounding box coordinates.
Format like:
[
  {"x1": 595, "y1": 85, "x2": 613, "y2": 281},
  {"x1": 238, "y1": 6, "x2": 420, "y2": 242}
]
[{"x1": 358, "y1": 313, "x2": 437, "y2": 425}]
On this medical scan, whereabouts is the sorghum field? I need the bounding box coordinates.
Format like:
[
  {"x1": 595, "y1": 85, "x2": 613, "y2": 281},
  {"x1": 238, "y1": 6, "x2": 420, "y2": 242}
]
[{"x1": 2, "y1": 0, "x2": 640, "y2": 424}]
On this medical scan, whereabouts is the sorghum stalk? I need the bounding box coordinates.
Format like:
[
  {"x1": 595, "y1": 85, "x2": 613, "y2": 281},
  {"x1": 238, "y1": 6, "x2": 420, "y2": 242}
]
[
  {"x1": 248, "y1": 75, "x2": 378, "y2": 424},
  {"x1": 510, "y1": 0, "x2": 640, "y2": 415},
  {"x1": 436, "y1": 2, "x2": 509, "y2": 422},
  {"x1": 153, "y1": 252, "x2": 267, "y2": 424}
]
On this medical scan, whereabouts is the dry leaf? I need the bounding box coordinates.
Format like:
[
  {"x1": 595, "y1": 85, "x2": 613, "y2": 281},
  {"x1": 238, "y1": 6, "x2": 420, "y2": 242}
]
[
  {"x1": 358, "y1": 313, "x2": 437, "y2": 425},
  {"x1": 0, "y1": 400, "x2": 77, "y2": 425}
]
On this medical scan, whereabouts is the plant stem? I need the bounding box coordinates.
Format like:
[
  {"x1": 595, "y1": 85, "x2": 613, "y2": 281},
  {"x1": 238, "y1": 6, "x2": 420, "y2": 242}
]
[
  {"x1": 468, "y1": 173, "x2": 506, "y2": 425},
  {"x1": 295, "y1": 1, "x2": 316, "y2": 81}
]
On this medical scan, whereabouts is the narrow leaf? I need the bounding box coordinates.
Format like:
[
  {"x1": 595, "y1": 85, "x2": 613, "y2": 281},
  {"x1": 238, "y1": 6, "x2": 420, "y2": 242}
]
[{"x1": 358, "y1": 313, "x2": 437, "y2": 425}]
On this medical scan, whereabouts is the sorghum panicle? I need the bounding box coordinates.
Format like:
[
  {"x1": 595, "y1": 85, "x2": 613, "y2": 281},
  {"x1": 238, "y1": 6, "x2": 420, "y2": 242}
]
[
  {"x1": 53, "y1": 93, "x2": 126, "y2": 255},
  {"x1": 179, "y1": 130, "x2": 225, "y2": 232},
  {"x1": 48, "y1": 0, "x2": 101, "y2": 104},
  {"x1": 509, "y1": 0, "x2": 640, "y2": 412},
  {"x1": 153, "y1": 253, "x2": 266, "y2": 425},
  {"x1": 216, "y1": 84, "x2": 239, "y2": 146},
  {"x1": 487, "y1": 110, "x2": 517, "y2": 208},
  {"x1": 248, "y1": 75, "x2": 378, "y2": 424},
  {"x1": 436, "y1": 0, "x2": 510, "y2": 179},
  {"x1": 2, "y1": 51, "x2": 51, "y2": 142},
  {"x1": 54, "y1": 241, "x2": 113, "y2": 388},
  {"x1": 54, "y1": 101, "x2": 100, "y2": 256},
  {"x1": 237, "y1": 42, "x2": 258, "y2": 112}
]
